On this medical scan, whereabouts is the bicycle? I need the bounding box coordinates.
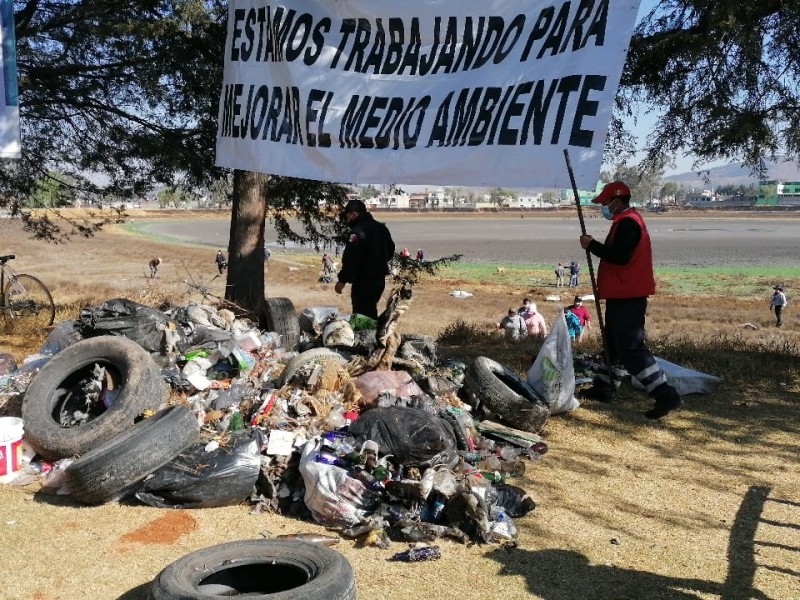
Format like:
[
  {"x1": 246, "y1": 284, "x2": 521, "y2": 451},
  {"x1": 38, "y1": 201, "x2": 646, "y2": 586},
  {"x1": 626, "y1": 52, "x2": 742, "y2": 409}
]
[{"x1": 0, "y1": 254, "x2": 56, "y2": 332}]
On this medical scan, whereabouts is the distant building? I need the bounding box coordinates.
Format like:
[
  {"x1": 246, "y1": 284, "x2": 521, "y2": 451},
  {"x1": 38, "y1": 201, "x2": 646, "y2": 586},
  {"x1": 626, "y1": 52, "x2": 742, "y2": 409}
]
[
  {"x1": 408, "y1": 193, "x2": 428, "y2": 209},
  {"x1": 377, "y1": 192, "x2": 410, "y2": 209},
  {"x1": 756, "y1": 180, "x2": 800, "y2": 206},
  {"x1": 564, "y1": 181, "x2": 604, "y2": 206},
  {"x1": 686, "y1": 190, "x2": 719, "y2": 206}
]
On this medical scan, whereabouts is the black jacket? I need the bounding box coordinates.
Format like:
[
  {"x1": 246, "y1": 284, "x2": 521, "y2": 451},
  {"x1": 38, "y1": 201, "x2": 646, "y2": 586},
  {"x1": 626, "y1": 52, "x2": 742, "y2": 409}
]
[{"x1": 338, "y1": 213, "x2": 395, "y2": 284}]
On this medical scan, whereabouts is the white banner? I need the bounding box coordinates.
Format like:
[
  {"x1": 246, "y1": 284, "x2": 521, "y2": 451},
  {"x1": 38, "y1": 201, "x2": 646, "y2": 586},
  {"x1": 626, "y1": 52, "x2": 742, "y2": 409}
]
[
  {"x1": 216, "y1": 0, "x2": 640, "y2": 189},
  {"x1": 0, "y1": 0, "x2": 20, "y2": 159}
]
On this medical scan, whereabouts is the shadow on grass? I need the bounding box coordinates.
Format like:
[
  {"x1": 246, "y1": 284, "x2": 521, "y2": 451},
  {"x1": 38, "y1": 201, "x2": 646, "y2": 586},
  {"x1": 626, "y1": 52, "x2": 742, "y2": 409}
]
[
  {"x1": 485, "y1": 545, "x2": 771, "y2": 600},
  {"x1": 117, "y1": 582, "x2": 151, "y2": 600},
  {"x1": 32, "y1": 489, "x2": 83, "y2": 507},
  {"x1": 487, "y1": 486, "x2": 777, "y2": 600}
]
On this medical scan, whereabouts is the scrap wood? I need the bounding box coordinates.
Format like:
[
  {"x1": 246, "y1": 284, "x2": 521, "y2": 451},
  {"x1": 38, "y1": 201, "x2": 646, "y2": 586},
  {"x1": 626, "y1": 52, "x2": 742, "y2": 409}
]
[
  {"x1": 313, "y1": 359, "x2": 346, "y2": 393},
  {"x1": 348, "y1": 282, "x2": 413, "y2": 376},
  {"x1": 476, "y1": 420, "x2": 543, "y2": 447},
  {"x1": 374, "y1": 330, "x2": 401, "y2": 371}
]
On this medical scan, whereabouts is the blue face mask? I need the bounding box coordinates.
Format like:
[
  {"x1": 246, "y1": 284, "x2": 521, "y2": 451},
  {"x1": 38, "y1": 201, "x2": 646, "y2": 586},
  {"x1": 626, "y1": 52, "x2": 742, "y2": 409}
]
[{"x1": 601, "y1": 205, "x2": 614, "y2": 220}]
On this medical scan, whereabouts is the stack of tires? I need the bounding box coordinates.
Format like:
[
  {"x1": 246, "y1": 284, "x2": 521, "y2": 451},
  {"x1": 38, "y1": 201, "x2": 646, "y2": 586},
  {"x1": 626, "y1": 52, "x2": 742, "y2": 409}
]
[{"x1": 21, "y1": 336, "x2": 199, "y2": 504}]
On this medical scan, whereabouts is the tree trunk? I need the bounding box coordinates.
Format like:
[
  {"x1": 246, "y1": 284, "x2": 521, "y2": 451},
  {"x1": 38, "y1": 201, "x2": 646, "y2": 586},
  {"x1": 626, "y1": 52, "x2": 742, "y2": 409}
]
[{"x1": 226, "y1": 169, "x2": 268, "y2": 317}]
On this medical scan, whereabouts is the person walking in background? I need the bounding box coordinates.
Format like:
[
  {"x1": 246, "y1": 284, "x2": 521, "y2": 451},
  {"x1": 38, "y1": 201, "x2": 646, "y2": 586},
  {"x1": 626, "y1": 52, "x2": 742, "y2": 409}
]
[
  {"x1": 322, "y1": 253, "x2": 335, "y2": 277},
  {"x1": 264, "y1": 245, "x2": 271, "y2": 264},
  {"x1": 769, "y1": 285, "x2": 787, "y2": 327},
  {"x1": 335, "y1": 199, "x2": 395, "y2": 320},
  {"x1": 569, "y1": 260, "x2": 580, "y2": 287},
  {"x1": 416, "y1": 248, "x2": 424, "y2": 261},
  {"x1": 568, "y1": 295, "x2": 592, "y2": 341},
  {"x1": 215, "y1": 250, "x2": 227, "y2": 275},
  {"x1": 498, "y1": 308, "x2": 528, "y2": 341},
  {"x1": 400, "y1": 247, "x2": 410, "y2": 259},
  {"x1": 555, "y1": 262, "x2": 565, "y2": 287},
  {"x1": 578, "y1": 181, "x2": 682, "y2": 420},
  {"x1": 148, "y1": 257, "x2": 161, "y2": 278}
]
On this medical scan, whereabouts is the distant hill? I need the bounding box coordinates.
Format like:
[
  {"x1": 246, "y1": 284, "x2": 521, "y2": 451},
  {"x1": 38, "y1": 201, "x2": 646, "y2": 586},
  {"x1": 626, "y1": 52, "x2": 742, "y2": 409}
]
[{"x1": 664, "y1": 159, "x2": 800, "y2": 189}]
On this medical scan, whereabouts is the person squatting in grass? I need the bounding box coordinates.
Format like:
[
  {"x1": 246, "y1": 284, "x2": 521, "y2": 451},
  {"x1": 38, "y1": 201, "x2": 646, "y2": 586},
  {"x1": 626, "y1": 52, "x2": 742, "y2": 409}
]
[
  {"x1": 769, "y1": 285, "x2": 787, "y2": 327},
  {"x1": 568, "y1": 295, "x2": 592, "y2": 341},
  {"x1": 563, "y1": 306, "x2": 583, "y2": 341},
  {"x1": 148, "y1": 257, "x2": 161, "y2": 278},
  {"x1": 498, "y1": 308, "x2": 528, "y2": 341},
  {"x1": 578, "y1": 181, "x2": 682, "y2": 420},
  {"x1": 335, "y1": 199, "x2": 395, "y2": 320}
]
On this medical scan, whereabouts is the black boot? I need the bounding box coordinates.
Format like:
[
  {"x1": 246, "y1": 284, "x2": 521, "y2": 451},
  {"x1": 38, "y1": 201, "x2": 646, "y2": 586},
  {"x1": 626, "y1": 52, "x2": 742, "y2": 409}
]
[
  {"x1": 580, "y1": 377, "x2": 615, "y2": 403},
  {"x1": 646, "y1": 384, "x2": 682, "y2": 419}
]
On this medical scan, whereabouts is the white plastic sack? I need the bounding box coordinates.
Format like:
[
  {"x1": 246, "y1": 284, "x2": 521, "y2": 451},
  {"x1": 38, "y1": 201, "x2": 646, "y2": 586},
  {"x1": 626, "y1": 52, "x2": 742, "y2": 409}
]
[
  {"x1": 299, "y1": 438, "x2": 378, "y2": 527},
  {"x1": 630, "y1": 357, "x2": 721, "y2": 396},
  {"x1": 527, "y1": 310, "x2": 580, "y2": 414}
]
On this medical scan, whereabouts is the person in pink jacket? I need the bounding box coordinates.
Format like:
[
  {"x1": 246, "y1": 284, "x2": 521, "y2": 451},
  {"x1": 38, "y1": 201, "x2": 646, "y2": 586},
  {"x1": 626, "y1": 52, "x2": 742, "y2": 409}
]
[{"x1": 518, "y1": 298, "x2": 548, "y2": 337}]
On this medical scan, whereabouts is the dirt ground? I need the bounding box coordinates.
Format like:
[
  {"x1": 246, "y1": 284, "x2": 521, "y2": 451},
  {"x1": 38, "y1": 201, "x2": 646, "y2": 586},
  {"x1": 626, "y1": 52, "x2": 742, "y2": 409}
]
[{"x1": 0, "y1": 214, "x2": 798, "y2": 600}]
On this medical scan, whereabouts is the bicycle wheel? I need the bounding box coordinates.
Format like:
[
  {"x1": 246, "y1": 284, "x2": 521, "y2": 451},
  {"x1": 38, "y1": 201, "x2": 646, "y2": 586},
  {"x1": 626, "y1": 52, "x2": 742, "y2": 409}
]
[{"x1": 4, "y1": 274, "x2": 55, "y2": 332}]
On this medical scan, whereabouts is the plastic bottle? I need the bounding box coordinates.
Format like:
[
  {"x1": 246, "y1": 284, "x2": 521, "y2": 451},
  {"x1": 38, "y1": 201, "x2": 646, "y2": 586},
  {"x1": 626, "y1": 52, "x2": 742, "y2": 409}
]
[
  {"x1": 373, "y1": 465, "x2": 391, "y2": 481},
  {"x1": 478, "y1": 455, "x2": 503, "y2": 472},
  {"x1": 488, "y1": 510, "x2": 518, "y2": 541},
  {"x1": 499, "y1": 446, "x2": 522, "y2": 461},
  {"x1": 315, "y1": 451, "x2": 341, "y2": 466},
  {"x1": 324, "y1": 405, "x2": 347, "y2": 430},
  {"x1": 423, "y1": 496, "x2": 445, "y2": 523},
  {"x1": 228, "y1": 411, "x2": 245, "y2": 431},
  {"x1": 391, "y1": 546, "x2": 442, "y2": 562},
  {"x1": 528, "y1": 442, "x2": 549, "y2": 459},
  {"x1": 480, "y1": 470, "x2": 507, "y2": 484},
  {"x1": 321, "y1": 432, "x2": 356, "y2": 455},
  {"x1": 459, "y1": 450, "x2": 482, "y2": 463},
  {"x1": 354, "y1": 468, "x2": 384, "y2": 492},
  {"x1": 384, "y1": 505, "x2": 413, "y2": 523}
]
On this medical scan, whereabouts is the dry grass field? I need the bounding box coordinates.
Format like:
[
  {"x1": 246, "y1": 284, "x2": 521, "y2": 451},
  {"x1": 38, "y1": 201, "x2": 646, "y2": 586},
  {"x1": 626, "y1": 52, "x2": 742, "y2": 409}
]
[{"x1": 1, "y1": 213, "x2": 799, "y2": 600}]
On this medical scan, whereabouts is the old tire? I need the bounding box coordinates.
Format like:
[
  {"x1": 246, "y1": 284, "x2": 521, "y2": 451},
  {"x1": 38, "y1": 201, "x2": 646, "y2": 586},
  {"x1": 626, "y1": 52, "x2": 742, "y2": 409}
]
[
  {"x1": 263, "y1": 297, "x2": 300, "y2": 351},
  {"x1": 280, "y1": 347, "x2": 349, "y2": 386},
  {"x1": 148, "y1": 539, "x2": 356, "y2": 600},
  {"x1": 464, "y1": 356, "x2": 550, "y2": 433},
  {"x1": 22, "y1": 336, "x2": 164, "y2": 460},
  {"x1": 65, "y1": 406, "x2": 199, "y2": 505}
]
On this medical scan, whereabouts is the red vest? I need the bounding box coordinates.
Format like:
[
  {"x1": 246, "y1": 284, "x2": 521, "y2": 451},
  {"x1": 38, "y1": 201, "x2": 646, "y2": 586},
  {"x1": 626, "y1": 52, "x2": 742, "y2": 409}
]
[{"x1": 597, "y1": 208, "x2": 656, "y2": 299}]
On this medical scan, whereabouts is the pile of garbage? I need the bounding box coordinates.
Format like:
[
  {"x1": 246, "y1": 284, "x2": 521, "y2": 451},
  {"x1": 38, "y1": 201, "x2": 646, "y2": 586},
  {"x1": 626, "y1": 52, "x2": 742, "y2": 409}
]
[{"x1": 1, "y1": 287, "x2": 553, "y2": 550}]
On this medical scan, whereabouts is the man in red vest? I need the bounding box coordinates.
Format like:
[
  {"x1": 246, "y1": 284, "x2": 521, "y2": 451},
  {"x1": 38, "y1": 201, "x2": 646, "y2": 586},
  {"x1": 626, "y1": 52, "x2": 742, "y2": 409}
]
[{"x1": 578, "y1": 181, "x2": 681, "y2": 419}]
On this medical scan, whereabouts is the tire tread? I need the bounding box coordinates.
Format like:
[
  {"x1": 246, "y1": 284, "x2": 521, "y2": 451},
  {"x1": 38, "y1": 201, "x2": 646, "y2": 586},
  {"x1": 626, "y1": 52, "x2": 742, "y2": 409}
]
[
  {"x1": 22, "y1": 336, "x2": 164, "y2": 459},
  {"x1": 65, "y1": 406, "x2": 199, "y2": 504}
]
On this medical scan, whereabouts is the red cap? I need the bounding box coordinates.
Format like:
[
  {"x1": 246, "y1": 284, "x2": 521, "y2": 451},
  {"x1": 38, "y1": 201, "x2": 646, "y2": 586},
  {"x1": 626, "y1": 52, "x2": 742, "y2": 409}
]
[{"x1": 592, "y1": 181, "x2": 631, "y2": 205}]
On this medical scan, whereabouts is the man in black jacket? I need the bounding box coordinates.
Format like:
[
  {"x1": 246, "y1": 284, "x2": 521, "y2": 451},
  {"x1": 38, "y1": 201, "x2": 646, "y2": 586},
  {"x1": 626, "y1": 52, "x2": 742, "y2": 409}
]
[{"x1": 335, "y1": 199, "x2": 395, "y2": 319}]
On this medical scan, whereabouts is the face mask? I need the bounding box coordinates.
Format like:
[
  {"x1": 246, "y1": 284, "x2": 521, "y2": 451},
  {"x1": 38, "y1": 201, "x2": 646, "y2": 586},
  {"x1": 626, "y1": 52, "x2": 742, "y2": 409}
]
[{"x1": 601, "y1": 205, "x2": 614, "y2": 220}]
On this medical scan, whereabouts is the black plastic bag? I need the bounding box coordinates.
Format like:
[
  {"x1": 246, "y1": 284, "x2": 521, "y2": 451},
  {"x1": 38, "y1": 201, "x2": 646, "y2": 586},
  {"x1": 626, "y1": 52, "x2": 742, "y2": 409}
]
[
  {"x1": 493, "y1": 483, "x2": 536, "y2": 518},
  {"x1": 134, "y1": 429, "x2": 264, "y2": 509},
  {"x1": 78, "y1": 298, "x2": 185, "y2": 353},
  {"x1": 349, "y1": 406, "x2": 458, "y2": 468}
]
